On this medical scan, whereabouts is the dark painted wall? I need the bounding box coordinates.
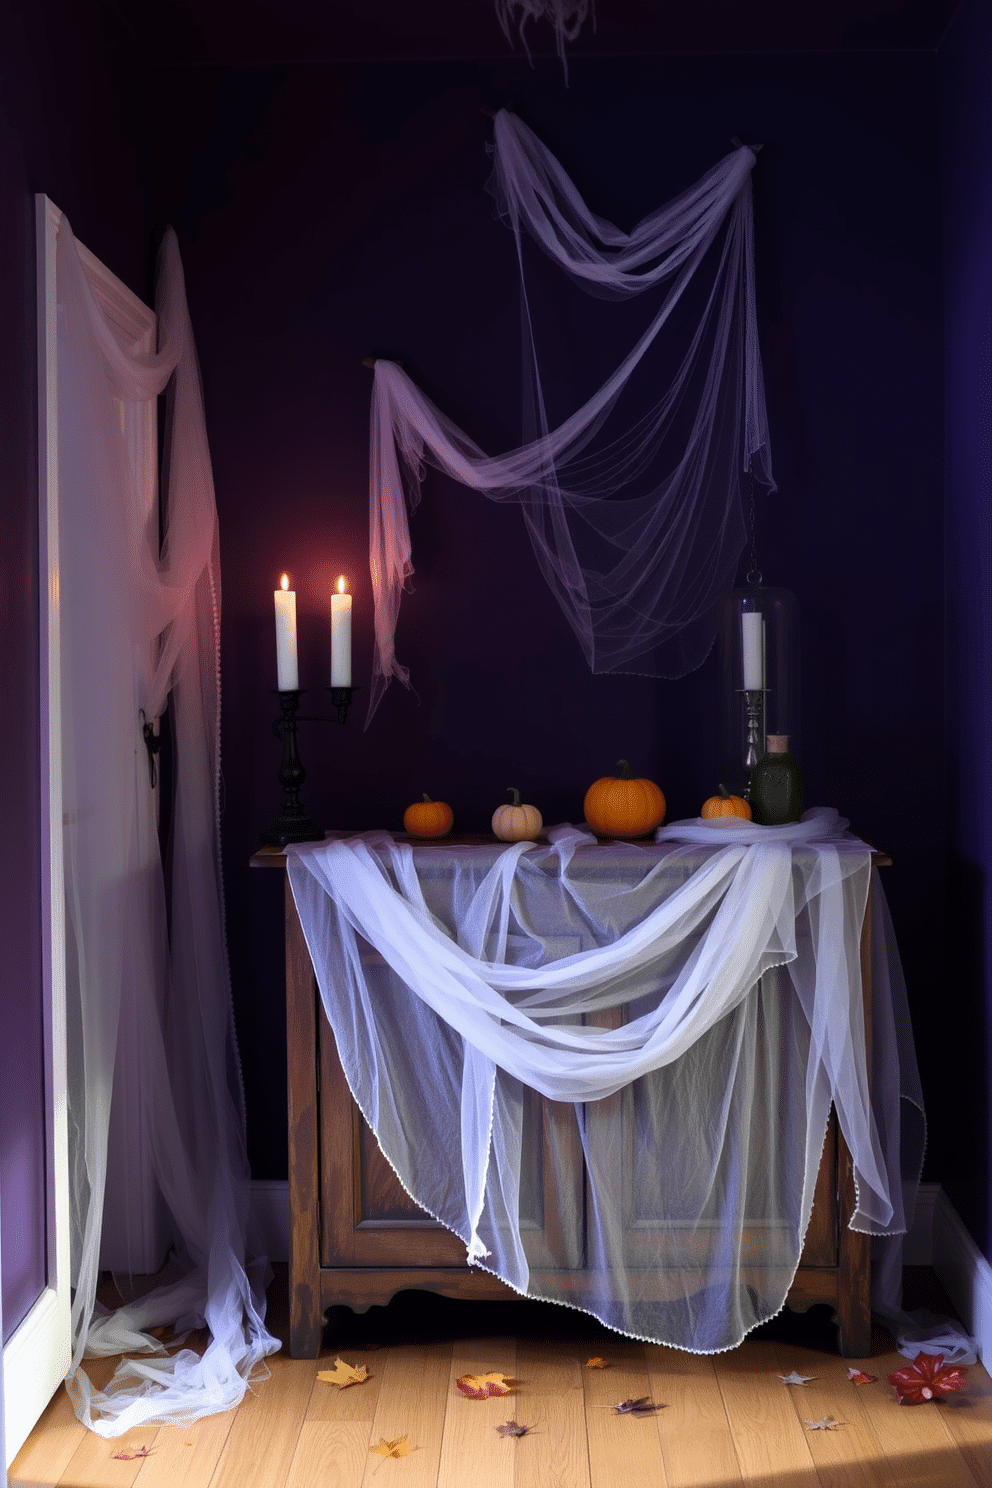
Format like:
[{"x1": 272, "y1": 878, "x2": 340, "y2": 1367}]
[
  {"x1": 0, "y1": 0, "x2": 151, "y2": 1342},
  {"x1": 940, "y1": 0, "x2": 992, "y2": 1264},
  {"x1": 146, "y1": 51, "x2": 946, "y2": 1183}
]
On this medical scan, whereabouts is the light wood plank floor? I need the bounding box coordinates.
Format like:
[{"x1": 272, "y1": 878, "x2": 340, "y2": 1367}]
[{"x1": 11, "y1": 1270, "x2": 992, "y2": 1488}]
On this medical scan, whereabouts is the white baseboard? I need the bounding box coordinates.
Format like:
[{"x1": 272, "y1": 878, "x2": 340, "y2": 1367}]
[
  {"x1": 249, "y1": 1176, "x2": 992, "y2": 1367},
  {"x1": 931, "y1": 1187, "x2": 992, "y2": 1369},
  {"x1": 251, "y1": 1179, "x2": 289, "y2": 1264}
]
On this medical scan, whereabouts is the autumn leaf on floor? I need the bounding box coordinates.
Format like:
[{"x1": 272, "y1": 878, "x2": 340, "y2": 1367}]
[
  {"x1": 612, "y1": 1397, "x2": 664, "y2": 1416},
  {"x1": 586, "y1": 1357, "x2": 608, "y2": 1369},
  {"x1": 805, "y1": 1416, "x2": 840, "y2": 1431},
  {"x1": 369, "y1": 1436, "x2": 414, "y2": 1459},
  {"x1": 847, "y1": 1368, "x2": 878, "y2": 1385},
  {"x1": 111, "y1": 1445, "x2": 153, "y2": 1460},
  {"x1": 496, "y1": 1419, "x2": 531, "y2": 1437},
  {"x1": 456, "y1": 1371, "x2": 512, "y2": 1398},
  {"x1": 888, "y1": 1352, "x2": 967, "y2": 1405},
  {"x1": 317, "y1": 1357, "x2": 370, "y2": 1388},
  {"x1": 779, "y1": 1371, "x2": 815, "y2": 1385}
]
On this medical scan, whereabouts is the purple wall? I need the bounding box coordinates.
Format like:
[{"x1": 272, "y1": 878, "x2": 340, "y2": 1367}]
[
  {"x1": 144, "y1": 51, "x2": 947, "y2": 1182},
  {"x1": 940, "y1": 0, "x2": 992, "y2": 1263},
  {"x1": 0, "y1": 0, "x2": 151, "y2": 1343}
]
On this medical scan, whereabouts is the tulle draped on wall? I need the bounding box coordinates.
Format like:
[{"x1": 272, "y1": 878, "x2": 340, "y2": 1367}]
[{"x1": 368, "y1": 110, "x2": 774, "y2": 724}]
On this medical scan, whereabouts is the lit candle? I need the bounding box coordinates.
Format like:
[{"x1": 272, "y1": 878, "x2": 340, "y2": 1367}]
[
  {"x1": 274, "y1": 573, "x2": 299, "y2": 691},
  {"x1": 741, "y1": 610, "x2": 764, "y2": 691},
  {"x1": 331, "y1": 575, "x2": 352, "y2": 687}
]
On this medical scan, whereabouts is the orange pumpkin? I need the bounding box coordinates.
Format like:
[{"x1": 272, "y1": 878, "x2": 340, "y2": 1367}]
[
  {"x1": 700, "y1": 785, "x2": 752, "y2": 821},
  {"x1": 403, "y1": 794, "x2": 454, "y2": 839},
  {"x1": 583, "y1": 759, "x2": 666, "y2": 839}
]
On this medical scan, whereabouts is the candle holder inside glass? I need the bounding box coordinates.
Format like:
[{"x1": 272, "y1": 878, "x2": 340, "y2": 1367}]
[{"x1": 717, "y1": 586, "x2": 800, "y2": 799}]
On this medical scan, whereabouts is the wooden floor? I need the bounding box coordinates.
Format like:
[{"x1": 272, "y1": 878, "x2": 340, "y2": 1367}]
[{"x1": 10, "y1": 1270, "x2": 992, "y2": 1488}]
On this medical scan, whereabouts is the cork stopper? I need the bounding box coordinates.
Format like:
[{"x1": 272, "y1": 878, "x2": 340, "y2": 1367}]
[{"x1": 766, "y1": 734, "x2": 789, "y2": 754}]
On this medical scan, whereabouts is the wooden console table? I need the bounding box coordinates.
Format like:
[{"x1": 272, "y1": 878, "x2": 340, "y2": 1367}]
[{"x1": 252, "y1": 837, "x2": 887, "y2": 1360}]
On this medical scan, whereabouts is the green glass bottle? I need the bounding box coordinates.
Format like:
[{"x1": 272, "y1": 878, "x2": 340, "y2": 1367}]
[{"x1": 749, "y1": 734, "x2": 803, "y2": 825}]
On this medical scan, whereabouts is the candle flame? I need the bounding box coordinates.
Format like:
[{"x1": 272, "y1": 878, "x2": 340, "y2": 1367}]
[
  {"x1": 336, "y1": 575, "x2": 348, "y2": 594},
  {"x1": 280, "y1": 573, "x2": 289, "y2": 591}
]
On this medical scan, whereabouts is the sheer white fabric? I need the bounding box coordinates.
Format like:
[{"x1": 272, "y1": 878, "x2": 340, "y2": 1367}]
[
  {"x1": 56, "y1": 217, "x2": 278, "y2": 1434},
  {"x1": 286, "y1": 809, "x2": 921, "y2": 1353},
  {"x1": 494, "y1": 0, "x2": 594, "y2": 70},
  {"x1": 368, "y1": 110, "x2": 774, "y2": 723}
]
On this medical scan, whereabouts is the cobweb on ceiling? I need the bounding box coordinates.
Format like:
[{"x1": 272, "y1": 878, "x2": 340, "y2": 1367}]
[{"x1": 494, "y1": 0, "x2": 596, "y2": 67}]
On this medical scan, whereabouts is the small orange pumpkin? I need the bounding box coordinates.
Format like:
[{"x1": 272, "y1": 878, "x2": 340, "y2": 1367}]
[
  {"x1": 700, "y1": 785, "x2": 752, "y2": 821},
  {"x1": 403, "y1": 794, "x2": 454, "y2": 839},
  {"x1": 583, "y1": 759, "x2": 666, "y2": 840}
]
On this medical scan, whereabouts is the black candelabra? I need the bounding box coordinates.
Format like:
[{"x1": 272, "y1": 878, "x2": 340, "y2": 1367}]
[{"x1": 261, "y1": 686, "x2": 358, "y2": 846}]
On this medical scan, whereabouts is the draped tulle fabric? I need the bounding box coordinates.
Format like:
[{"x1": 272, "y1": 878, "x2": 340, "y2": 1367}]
[
  {"x1": 368, "y1": 110, "x2": 774, "y2": 724},
  {"x1": 56, "y1": 217, "x2": 278, "y2": 1434},
  {"x1": 286, "y1": 810, "x2": 923, "y2": 1354}
]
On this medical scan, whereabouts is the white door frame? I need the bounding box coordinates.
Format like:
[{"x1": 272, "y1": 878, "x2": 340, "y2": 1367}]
[
  {"x1": 1, "y1": 1177, "x2": 7, "y2": 1485},
  {"x1": 2, "y1": 194, "x2": 75, "y2": 1470},
  {"x1": 3, "y1": 197, "x2": 161, "y2": 1469}
]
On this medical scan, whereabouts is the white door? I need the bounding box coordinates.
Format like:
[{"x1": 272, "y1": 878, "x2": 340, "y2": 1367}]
[
  {"x1": 2, "y1": 197, "x2": 165, "y2": 1469},
  {"x1": 1, "y1": 1182, "x2": 7, "y2": 1486}
]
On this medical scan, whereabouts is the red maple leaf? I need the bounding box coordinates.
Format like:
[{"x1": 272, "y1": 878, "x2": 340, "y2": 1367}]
[{"x1": 887, "y1": 1352, "x2": 967, "y2": 1405}]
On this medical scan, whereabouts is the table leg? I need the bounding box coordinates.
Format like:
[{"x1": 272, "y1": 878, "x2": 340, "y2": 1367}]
[{"x1": 285, "y1": 877, "x2": 323, "y2": 1357}]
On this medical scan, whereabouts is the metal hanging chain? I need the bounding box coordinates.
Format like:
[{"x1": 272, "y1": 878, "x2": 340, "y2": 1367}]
[{"x1": 745, "y1": 467, "x2": 763, "y2": 587}]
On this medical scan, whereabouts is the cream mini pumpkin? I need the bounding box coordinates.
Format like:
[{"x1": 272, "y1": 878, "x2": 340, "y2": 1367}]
[{"x1": 492, "y1": 787, "x2": 543, "y2": 843}]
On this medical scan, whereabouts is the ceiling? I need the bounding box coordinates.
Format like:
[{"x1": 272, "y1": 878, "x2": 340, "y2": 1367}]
[{"x1": 107, "y1": 0, "x2": 961, "y2": 65}]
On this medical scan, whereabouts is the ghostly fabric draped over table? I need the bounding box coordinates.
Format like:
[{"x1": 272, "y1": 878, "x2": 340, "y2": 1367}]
[
  {"x1": 367, "y1": 110, "x2": 775, "y2": 725},
  {"x1": 286, "y1": 809, "x2": 924, "y2": 1355}
]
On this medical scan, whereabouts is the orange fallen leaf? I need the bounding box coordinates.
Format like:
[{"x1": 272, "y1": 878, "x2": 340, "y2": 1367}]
[
  {"x1": 317, "y1": 1357, "x2": 370, "y2": 1389},
  {"x1": 586, "y1": 1357, "x2": 609, "y2": 1369},
  {"x1": 847, "y1": 1368, "x2": 877, "y2": 1385},
  {"x1": 370, "y1": 1435, "x2": 414, "y2": 1459},
  {"x1": 456, "y1": 1371, "x2": 511, "y2": 1398}
]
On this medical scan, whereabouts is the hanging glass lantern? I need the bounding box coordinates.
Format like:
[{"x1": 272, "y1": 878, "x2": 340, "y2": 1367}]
[{"x1": 717, "y1": 584, "x2": 801, "y2": 800}]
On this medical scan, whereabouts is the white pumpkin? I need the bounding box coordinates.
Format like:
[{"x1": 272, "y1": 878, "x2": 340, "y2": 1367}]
[{"x1": 492, "y1": 787, "x2": 543, "y2": 843}]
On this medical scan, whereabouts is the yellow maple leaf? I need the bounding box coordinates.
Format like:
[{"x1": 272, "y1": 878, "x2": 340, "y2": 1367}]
[
  {"x1": 317, "y1": 1357, "x2": 370, "y2": 1389},
  {"x1": 586, "y1": 1357, "x2": 608, "y2": 1369},
  {"x1": 369, "y1": 1435, "x2": 413, "y2": 1458},
  {"x1": 456, "y1": 1371, "x2": 511, "y2": 1398}
]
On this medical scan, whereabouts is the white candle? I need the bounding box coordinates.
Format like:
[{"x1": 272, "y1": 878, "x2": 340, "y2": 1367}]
[
  {"x1": 274, "y1": 573, "x2": 299, "y2": 691},
  {"x1": 331, "y1": 575, "x2": 352, "y2": 687},
  {"x1": 741, "y1": 610, "x2": 764, "y2": 691}
]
